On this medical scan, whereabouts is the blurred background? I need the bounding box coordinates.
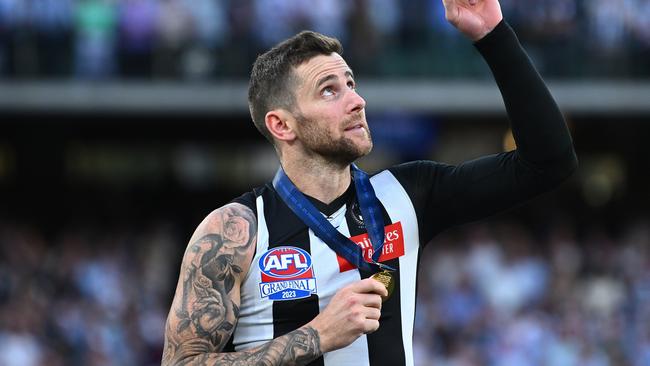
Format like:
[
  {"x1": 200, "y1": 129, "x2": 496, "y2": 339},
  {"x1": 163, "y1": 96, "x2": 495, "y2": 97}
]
[{"x1": 0, "y1": 0, "x2": 649, "y2": 365}]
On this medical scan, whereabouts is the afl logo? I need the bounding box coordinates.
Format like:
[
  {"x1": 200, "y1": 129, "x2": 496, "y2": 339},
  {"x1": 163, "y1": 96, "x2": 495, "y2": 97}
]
[
  {"x1": 259, "y1": 247, "x2": 312, "y2": 278},
  {"x1": 258, "y1": 246, "x2": 317, "y2": 301}
]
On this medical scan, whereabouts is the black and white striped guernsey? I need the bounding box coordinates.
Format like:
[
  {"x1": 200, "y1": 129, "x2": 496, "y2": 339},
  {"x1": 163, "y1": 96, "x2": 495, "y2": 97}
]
[
  {"x1": 226, "y1": 150, "x2": 576, "y2": 365},
  {"x1": 231, "y1": 168, "x2": 421, "y2": 366}
]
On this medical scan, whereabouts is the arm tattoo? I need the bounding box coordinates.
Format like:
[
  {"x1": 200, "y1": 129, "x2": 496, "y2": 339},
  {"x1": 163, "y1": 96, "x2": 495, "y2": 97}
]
[
  {"x1": 196, "y1": 326, "x2": 322, "y2": 366},
  {"x1": 162, "y1": 204, "x2": 323, "y2": 366},
  {"x1": 162, "y1": 204, "x2": 256, "y2": 365}
]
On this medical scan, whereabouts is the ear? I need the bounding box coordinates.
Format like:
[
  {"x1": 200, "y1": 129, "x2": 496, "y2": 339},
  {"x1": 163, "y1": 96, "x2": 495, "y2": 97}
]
[{"x1": 265, "y1": 109, "x2": 297, "y2": 142}]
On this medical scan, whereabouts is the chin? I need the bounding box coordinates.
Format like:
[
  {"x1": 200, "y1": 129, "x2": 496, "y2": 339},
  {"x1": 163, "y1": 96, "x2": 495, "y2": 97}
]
[
  {"x1": 359, "y1": 141, "x2": 373, "y2": 157},
  {"x1": 312, "y1": 136, "x2": 374, "y2": 165},
  {"x1": 344, "y1": 142, "x2": 372, "y2": 165}
]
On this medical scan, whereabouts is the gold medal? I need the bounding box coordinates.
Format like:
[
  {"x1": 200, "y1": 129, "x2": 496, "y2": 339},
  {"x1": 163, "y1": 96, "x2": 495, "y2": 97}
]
[{"x1": 370, "y1": 270, "x2": 394, "y2": 302}]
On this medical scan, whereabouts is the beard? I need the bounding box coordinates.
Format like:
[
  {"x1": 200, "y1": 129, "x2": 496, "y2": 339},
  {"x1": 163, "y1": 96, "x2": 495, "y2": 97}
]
[{"x1": 294, "y1": 112, "x2": 373, "y2": 166}]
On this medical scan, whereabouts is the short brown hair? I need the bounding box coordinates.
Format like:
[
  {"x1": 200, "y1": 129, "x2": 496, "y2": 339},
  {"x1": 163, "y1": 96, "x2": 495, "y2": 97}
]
[{"x1": 248, "y1": 31, "x2": 343, "y2": 143}]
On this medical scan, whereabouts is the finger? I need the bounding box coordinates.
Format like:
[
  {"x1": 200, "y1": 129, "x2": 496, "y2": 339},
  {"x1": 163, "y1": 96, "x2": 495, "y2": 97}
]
[
  {"x1": 376, "y1": 282, "x2": 389, "y2": 298},
  {"x1": 368, "y1": 278, "x2": 389, "y2": 298},
  {"x1": 364, "y1": 307, "x2": 381, "y2": 321},
  {"x1": 351, "y1": 278, "x2": 387, "y2": 295},
  {"x1": 360, "y1": 293, "x2": 383, "y2": 310},
  {"x1": 363, "y1": 319, "x2": 380, "y2": 334}
]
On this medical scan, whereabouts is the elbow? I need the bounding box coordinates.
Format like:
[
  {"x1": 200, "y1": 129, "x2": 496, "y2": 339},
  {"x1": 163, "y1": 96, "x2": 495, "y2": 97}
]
[
  {"x1": 162, "y1": 352, "x2": 200, "y2": 366},
  {"x1": 515, "y1": 146, "x2": 578, "y2": 193},
  {"x1": 558, "y1": 149, "x2": 579, "y2": 180},
  {"x1": 568, "y1": 151, "x2": 579, "y2": 175},
  {"x1": 160, "y1": 356, "x2": 177, "y2": 366},
  {"x1": 538, "y1": 149, "x2": 578, "y2": 188},
  {"x1": 162, "y1": 358, "x2": 192, "y2": 366}
]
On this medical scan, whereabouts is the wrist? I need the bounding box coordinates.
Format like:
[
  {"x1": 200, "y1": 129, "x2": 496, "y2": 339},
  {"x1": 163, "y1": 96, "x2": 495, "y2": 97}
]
[
  {"x1": 474, "y1": 19, "x2": 512, "y2": 47},
  {"x1": 305, "y1": 319, "x2": 333, "y2": 353}
]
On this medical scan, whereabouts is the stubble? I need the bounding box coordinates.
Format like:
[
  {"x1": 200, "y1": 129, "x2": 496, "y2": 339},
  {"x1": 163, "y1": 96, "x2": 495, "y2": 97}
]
[{"x1": 295, "y1": 112, "x2": 373, "y2": 166}]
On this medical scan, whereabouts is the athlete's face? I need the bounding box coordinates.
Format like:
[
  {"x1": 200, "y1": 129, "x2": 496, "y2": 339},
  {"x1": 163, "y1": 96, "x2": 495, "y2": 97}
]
[{"x1": 291, "y1": 53, "x2": 372, "y2": 165}]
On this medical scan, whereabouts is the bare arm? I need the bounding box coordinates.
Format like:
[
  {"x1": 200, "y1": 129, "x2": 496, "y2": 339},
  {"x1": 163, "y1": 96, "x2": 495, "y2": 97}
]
[{"x1": 162, "y1": 203, "x2": 323, "y2": 366}]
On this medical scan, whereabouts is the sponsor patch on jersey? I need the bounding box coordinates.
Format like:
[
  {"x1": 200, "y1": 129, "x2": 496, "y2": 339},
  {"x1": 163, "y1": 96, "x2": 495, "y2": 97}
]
[
  {"x1": 337, "y1": 221, "x2": 405, "y2": 272},
  {"x1": 259, "y1": 246, "x2": 317, "y2": 301}
]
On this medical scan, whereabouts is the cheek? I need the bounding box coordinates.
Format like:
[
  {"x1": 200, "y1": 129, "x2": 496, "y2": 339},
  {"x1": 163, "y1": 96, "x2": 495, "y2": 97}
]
[
  {"x1": 299, "y1": 105, "x2": 345, "y2": 136},
  {"x1": 319, "y1": 112, "x2": 344, "y2": 132},
  {"x1": 324, "y1": 120, "x2": 343, "y2": 138}
]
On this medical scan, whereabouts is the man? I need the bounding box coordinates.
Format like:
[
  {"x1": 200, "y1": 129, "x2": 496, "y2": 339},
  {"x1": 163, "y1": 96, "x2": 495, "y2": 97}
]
[{"x1": 162, "y1": 0, "x2": 578, "y2": 365}]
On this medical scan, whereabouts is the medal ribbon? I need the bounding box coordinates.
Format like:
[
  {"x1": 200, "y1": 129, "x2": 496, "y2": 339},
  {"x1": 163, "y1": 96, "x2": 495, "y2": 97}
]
[{"x1": 273, "y1": 164, "x2": 395, "y2": 273}]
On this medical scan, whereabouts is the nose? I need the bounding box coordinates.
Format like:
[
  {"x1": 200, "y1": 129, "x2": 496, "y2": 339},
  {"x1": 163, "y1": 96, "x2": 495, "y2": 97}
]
[{"x1": 347, "y1": 89, "x2": 366, "y2": 114}]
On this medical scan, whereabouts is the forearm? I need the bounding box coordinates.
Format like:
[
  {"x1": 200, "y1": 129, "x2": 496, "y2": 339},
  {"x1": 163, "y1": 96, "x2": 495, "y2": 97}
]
[
  {"x1": 170, "y1": 326, "x2": 322, "y2": 366},
  {"x1": 475, "y1": 21, "x2": 577, "y2": 168}
]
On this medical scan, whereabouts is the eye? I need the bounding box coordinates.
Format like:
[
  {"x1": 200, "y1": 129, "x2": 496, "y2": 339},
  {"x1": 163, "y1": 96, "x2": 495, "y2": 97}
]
[
  {"x1": 321, "y1": 86, "x2": 335, "y2": 97},
  {"x1": 347, "y1": 80, "x2": 356, "y2": 89}
]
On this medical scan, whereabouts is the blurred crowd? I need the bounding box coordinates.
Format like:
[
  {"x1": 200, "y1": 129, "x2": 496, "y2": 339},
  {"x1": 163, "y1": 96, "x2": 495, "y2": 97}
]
[
  {"x1": 0, "y1": 220, "x2": 178, "y2": 366},
  {"x1": 414, "y1": 219, "x2": 650, "y2": 366},
  {"x1": 0, "y1": 0, "x2": 649, "y2": 80},
  {"x1": 1, "y1": 215, "x2": 649, "y2": 365}
]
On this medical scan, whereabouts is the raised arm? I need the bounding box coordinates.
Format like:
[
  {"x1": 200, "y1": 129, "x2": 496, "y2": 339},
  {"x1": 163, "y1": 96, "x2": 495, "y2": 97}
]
[
  {"x1": 437, "y1": 0, "x2": 578, "y2": 225},
  {"x1": 441, "y1": 0, "x2": 576, "y2": 165},
  {"x1": 162, "y1": 202, "x2": 386, "y2": 365},
  {"x1": 390, "y1": 1, "x2": 577, "y2": 242}
]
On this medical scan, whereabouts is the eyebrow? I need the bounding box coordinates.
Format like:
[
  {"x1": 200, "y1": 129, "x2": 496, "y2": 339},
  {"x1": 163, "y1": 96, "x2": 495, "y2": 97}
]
[{"x1": 315, "y1": 70, "x2": 355, "y2": 89}]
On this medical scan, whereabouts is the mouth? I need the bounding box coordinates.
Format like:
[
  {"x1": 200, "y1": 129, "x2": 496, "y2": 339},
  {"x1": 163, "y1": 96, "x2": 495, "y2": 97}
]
[{"x1": 344, "y1": 123, "x2": 364, "y2": 132}]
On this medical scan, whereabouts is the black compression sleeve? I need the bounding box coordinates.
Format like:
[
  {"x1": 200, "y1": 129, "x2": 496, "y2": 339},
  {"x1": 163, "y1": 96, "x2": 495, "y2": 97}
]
[
  {"x1": 474, "y1": 20, "x2": 576, "y2": 164},
  {"x1": 390, "y1": 21, "x2": 577, "y2": 245}
]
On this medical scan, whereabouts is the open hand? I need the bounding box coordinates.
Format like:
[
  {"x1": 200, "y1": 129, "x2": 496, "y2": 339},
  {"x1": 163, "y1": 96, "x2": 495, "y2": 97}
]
[{"x1": 442, "y1": 0, "x2": 503, "y2": 41}]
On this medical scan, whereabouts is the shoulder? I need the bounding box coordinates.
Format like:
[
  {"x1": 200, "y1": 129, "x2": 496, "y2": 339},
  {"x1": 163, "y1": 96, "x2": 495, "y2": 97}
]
[
  {"x1": 230, "y1": 191, "x2": 258, "y2": 217},
  {"x1": 189, "y1": 183, "x2": 273, "y2": 250},
  {"x1": 189, "y1": 203, "x2": 257, "y2": 250},
  {"x1": 182, "y1": 202, "x2": 258, "y2": 281},
  {"x1": 227, "y1": 184, "x2": 275, "y2": 220},
  {"x1": 383, "y1": 160, "x2": 453, "y2": 186},
  {"x1": 388, "y1": 160, "x2": 451, "y2": 174}
]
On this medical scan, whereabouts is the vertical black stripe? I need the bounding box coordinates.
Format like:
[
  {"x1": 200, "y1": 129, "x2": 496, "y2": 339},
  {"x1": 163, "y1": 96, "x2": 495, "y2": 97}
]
[
  {"x1": 263, "y1": 188, "x2": 324, "y2": 366},
  {"x1": 346, "y1": 197, "x2": 406, "y2": 366}
]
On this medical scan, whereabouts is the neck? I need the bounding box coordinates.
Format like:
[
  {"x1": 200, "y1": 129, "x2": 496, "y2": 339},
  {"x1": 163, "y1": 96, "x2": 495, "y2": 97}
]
[{"x1": 280, "y1": 155, "x2": 352, "y2": 204}]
